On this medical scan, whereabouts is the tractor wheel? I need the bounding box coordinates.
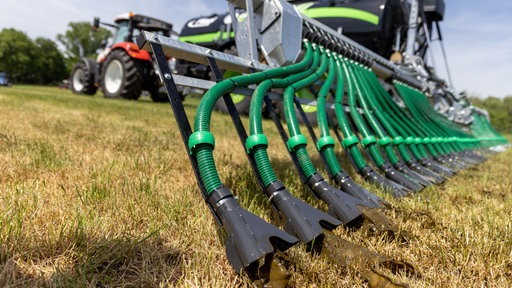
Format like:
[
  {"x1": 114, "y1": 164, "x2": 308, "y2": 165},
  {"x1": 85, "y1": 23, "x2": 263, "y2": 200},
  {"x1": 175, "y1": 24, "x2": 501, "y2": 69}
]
[
  {"x1": 70, "y1": 59, "x2": 97, "y2": 95},
  {"x1": 213, "y1": 46, "x2": 252, "y2": 115},
  {"x1": 100, "y1": 49, "x2": 142, "y2": 100}
]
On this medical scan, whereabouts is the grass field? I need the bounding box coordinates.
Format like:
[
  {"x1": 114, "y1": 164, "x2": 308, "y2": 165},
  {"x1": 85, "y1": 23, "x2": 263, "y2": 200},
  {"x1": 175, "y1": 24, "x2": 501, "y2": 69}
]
[{"x1": 0, "y1": 85, "x2": 511, "y2": 287}]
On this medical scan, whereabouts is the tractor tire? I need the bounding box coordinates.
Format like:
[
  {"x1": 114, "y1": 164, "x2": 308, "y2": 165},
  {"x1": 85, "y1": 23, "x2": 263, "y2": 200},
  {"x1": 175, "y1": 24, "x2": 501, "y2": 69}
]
[
  {"x1": 70, "y1": 59, "x2": 97, "y2": 95},
  {"x1": 213, "y1": 46, "x2": 252, "y2": 115},
  {"x1": 100, "y1": 49, "x2": 142, "y2": 100}
]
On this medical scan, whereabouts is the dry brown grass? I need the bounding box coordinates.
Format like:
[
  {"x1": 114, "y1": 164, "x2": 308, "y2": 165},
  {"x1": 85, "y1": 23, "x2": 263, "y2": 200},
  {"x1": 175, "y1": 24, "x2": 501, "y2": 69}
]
[{"x1": 0, "y1": 85, "x2": 511, "y2": 287}]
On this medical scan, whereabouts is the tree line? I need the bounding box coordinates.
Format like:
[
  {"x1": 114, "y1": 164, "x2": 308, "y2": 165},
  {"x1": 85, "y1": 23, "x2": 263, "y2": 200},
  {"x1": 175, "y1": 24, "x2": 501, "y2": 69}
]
[
  {"x1": 0, "y1": 22, "x2": 110, "y2": 85},
  {"x1": 469, "y1": 96, "x2": 512, "y2": 134}
]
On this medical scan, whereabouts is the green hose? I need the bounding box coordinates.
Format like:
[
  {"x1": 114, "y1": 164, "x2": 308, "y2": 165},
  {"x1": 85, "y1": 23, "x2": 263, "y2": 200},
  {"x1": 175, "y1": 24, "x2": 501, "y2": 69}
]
[
  {"x1": 395, "y1": 83, "x2": 460, "y2": 155},
  {"x1": 332, "y1": 55, "x2": 367, "y2": 170},
  {"x1": 247, "y1": 42, "x2": 317, "y2": 187},
  {"x1": 190, "y1": 41, "x2": 317, "y2": 194},
  {"x1": 282, "y1": 46, "x2": 329, "y2": 179},
  {"x1": 471, "y1": 113, "x2": 507, "y2": 146},
  {"x1": 393, "y1": 82, "x2": 489, "y2": 157},
  {"x1": 384, "y1": 81, "x2": 440, "y2": 158},
  {"x1": 341, "y1": 58, "x2": 385, "y2": 168},
  {"x1": 314, "y1": 51, "x2": 343, "y2": 175},
  {"x1": 359, "y1": 68, "x2": 413, "y2": 163},
  {"x1": 348, "y1": 62, "x2": 400, "y2": 165}
]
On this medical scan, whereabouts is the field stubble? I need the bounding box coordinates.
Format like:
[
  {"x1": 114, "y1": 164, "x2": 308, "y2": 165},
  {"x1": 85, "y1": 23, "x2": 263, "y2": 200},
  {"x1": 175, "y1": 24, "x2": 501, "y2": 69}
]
[{"x1": 0, "y1": 86, "x2": 511, "y2": 287}]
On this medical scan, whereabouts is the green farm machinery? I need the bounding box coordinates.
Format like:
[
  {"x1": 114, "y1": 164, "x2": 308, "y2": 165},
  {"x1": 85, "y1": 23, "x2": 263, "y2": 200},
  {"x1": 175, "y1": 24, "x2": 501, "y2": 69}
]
[{"x1": 137, "y1": 0, "x2": 507, "y2": 284}]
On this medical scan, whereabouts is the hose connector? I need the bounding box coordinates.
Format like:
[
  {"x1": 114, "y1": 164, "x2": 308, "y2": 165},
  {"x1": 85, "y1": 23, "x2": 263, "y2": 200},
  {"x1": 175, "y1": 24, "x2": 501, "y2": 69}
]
[
  {"x1": 341, "y1": 135, "x2": 359, "y2": 149},
  {"x1": 316, "y1": 136, "x2": 335, "y2": 152},
  {"x1": 377, "y1": 136, "x2": 392, "y2": 147},
  {"x1": 245, "y1": 133, "x2": 268, "y2": 154},
  {"x1": 287, "y1": 134, "x2": 308, "y2": 152},
  {"x1": 392, "y1": 136, "x2": 404, "y2": 146},
  {"x1": 404, "y1": 136, "x2": 415, "y2": 145},
  {"x1": 188, "y1": 131, "x2": 215, "y2": 155},
  {"x1": 361, "y1": 135, "x2": 377, "y2": 148}
]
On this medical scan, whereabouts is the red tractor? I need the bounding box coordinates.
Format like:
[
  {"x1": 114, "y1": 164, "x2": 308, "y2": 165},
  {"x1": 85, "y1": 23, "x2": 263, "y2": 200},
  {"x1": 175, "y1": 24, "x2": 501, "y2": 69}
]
[{"x1": 70, "y1": 12, "x2": 174, "y2": 102}]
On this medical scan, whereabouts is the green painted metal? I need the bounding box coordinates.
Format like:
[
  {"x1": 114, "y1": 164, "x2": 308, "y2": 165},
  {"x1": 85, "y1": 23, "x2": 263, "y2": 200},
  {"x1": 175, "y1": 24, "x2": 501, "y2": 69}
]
[
  {"x1": 302, "y1": 7, "x2": 380, "y2": 25},
  {"x1": 179, "y1": 31, "x2": 235, "y2": 44}
]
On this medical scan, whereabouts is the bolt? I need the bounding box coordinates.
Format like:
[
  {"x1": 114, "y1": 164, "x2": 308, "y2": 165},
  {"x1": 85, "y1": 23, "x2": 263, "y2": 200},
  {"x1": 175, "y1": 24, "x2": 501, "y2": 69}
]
[
  {"x1": 164, "y1": 73, "x2": 172, "y2": 80},
  {"x1": 153, "y1": 34, "x2": 159, "y2": 41}
]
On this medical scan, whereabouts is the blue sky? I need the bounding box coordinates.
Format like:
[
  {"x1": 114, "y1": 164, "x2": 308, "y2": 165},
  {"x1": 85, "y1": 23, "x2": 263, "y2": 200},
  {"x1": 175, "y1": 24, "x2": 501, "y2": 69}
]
[{"x1": 1, "y1": 0, "x2": 510, "y2": 98}]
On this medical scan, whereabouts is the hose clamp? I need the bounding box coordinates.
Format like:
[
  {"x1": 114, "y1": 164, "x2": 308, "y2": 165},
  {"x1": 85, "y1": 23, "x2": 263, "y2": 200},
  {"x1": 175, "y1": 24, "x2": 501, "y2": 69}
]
[
  {"x1": 287, "y1": 135, "x2": 308, "y2": 152},
  {"x1": 316, "y1": 136, "x2": 335, "y2": 151},
  {"x1": 361, "y1": 135, "x2": 377, "y2": 148},
  {"x1": 188, "y1": 131, "x2": 215, "y2": 155},
  {"x1": 341, "y1": 135, "x2": 359, "y2": 149},
  {"x1": 245, "y1": 134, "x2": 268, "y2": 154},
  {"x1": 377, "y1": 136, "x2": 392, "y2": 147},
  {"x1": 392, "y1": 136, "x2": 404, "y2": 146}
]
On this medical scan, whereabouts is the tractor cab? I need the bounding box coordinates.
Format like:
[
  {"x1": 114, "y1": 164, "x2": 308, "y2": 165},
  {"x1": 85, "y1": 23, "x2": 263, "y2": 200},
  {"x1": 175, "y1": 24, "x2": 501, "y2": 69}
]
[{"x1": 110, "y1": 12, "x2": 173, "y2": 45}]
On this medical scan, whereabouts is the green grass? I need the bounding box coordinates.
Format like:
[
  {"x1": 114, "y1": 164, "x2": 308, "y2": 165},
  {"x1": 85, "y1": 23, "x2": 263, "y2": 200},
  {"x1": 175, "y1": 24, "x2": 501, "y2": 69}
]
[{"x1": 0, "y1": 85, "x2": 511, "y2": 287}]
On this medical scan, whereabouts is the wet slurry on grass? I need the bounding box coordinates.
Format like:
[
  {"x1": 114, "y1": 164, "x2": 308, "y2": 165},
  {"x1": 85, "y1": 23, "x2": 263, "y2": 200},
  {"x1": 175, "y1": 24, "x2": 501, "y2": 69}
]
[{"x1": 0, "y1": 85, "x2": 511, "y2": 287}]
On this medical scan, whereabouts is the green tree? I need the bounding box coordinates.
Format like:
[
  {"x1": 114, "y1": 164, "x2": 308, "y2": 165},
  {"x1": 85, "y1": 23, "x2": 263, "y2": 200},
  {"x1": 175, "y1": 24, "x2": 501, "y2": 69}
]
[
  {"x1": 34, "y1": 37, "x2": 68, "y2": 84},
  {"x1": 470, "y1": 95, "x2": 512, "y2": 133},
  {"x1": 0, "y1": 28, "x2": 68, "y2": 84},
  {"x1": 56, "y1": 21, "x2": 111, "y2": 68},
  {"x1": 0, "y1": 28, "x2": 38, "y2": 82}
]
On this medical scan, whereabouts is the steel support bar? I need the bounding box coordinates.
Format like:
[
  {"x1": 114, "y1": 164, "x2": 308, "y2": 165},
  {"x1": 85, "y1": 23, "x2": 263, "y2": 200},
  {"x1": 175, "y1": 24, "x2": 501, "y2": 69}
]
[{"x1": 137, "y1": 31, "x2": 271, "y2": 74}]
